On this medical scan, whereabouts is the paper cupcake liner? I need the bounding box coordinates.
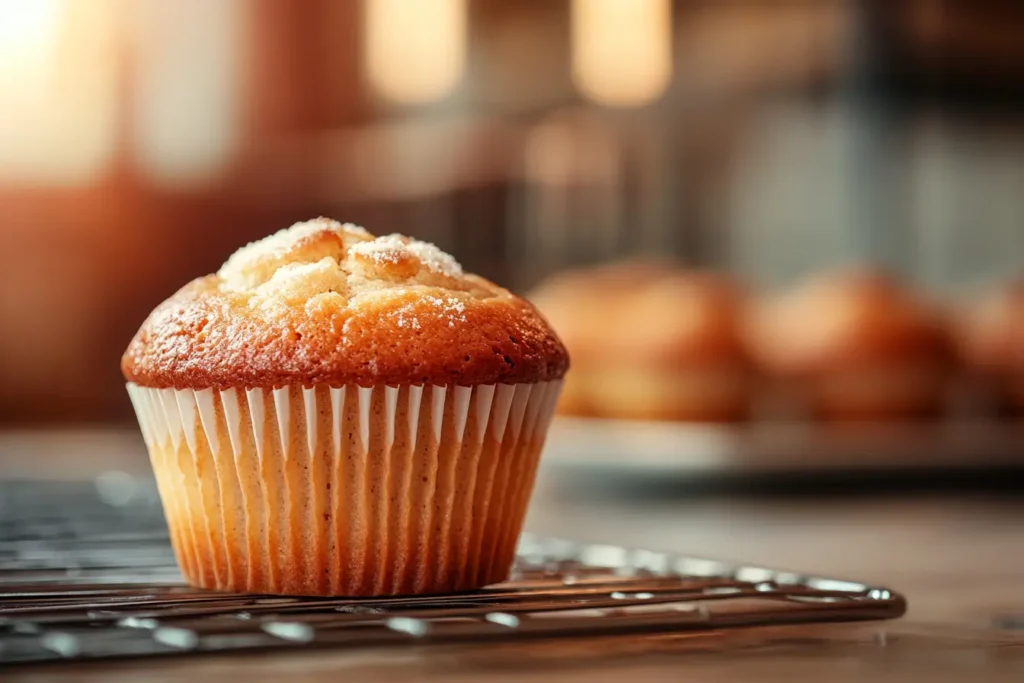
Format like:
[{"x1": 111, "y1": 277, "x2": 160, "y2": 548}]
[{"x1": 126, "y1": 380, "x2": 561, "y2": 596}]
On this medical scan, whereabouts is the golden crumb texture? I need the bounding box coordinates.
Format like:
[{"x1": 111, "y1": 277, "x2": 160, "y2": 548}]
[{"x1": 122, "y1": 218, "x2": 568, "y2": 389}]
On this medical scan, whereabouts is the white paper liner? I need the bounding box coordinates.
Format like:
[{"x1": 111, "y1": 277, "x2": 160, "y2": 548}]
[{"x1": 126, "y1": 380, "x2": 561, "y2": 596}]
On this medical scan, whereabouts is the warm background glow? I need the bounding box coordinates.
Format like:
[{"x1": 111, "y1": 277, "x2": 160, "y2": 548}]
[
  {"x1": 571, "y1": 0, "x2": 673, "y2": 107},
  {"x1": 365, "y1": 0, "x2": 467, "y2": 105},
  {"x1": 0, "y1": 1, "x2": 1023, "y2": 424},
  {"x1": 130, "y1": 0, "x2": 246, "y2": 187},
  {"x1": 0, "y1": 0, "x2": 118, "y2": 185},
  {"x1": 0, "y1": 0, "x2": 61, "y2": 58}
]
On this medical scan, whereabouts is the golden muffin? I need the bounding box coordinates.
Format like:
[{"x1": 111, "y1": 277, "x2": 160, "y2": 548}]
[
  {"x1": 123, "y1": 218, "x2": 568, "y2": 596},
  {"x1": 955, "y1": 280, "x2": 1024, "y2": 414},
  {"x1": 528, "y1": 260, "x2": 677, "y2": 417},
  {"x1": 588, "y1": 272, "x2": 752, "y2": 422},
  {"x1": 747, "y1": 269, "x2": 951, "y2": 421}
]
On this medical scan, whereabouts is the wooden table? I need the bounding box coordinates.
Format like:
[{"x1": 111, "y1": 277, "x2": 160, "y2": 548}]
[{"x1": 3, "y1": 429, "x2": 1023, "y2": 681}]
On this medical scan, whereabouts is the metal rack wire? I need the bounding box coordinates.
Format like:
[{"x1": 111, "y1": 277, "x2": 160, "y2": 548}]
[{"x1": 0, "y1": 480, "x2": 905, "y2": 666}]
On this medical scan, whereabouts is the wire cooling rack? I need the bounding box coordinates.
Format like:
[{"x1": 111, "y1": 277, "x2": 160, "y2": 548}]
[{"x1": 0, "y1": 479, "x2": 905, "y2": 666}]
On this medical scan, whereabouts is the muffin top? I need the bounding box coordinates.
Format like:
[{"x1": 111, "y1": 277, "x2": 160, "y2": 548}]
[
  {"x1": 746, "y1": 268, "x2": 950, "y2": 375},
  {"x1": 528, "y1": 260, "x2": 678, "y2": 362},
  {"x1": 602, "y1": 272, "x2": 749, "y2": 366},
  {"x1": 956, "y1": 280, "x2": 1024, "y2": 373},
  {"x1": 122, "y1": 218, "x2": 568, "y2": 389}
]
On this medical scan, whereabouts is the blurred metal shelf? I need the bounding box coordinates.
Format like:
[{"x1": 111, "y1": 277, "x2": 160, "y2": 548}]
[{"x1": 545, "y1": 417, "x2": 1024, "y2": 478}]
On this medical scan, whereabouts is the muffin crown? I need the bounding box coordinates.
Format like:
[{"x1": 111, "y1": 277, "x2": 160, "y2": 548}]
[
  {"x1": 746, "y1": 269, "x2": 950, "y2": 374},
  {"x1": 122, "y1": 218, "x2": 568, "y2": 389},
  {"x1": 602, "y1": 272, "x2": 749, "y2": 364},
  {"x1": 957, "y1": 280, "x2": 1024, "y2": 372}
]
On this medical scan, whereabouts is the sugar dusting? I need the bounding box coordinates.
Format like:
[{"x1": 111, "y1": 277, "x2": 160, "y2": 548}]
[
  {"x1": 395, "y1": 310, "x2": 422, "y2": 330},
  {"x1": 390, "y1": 295, "x2": 467, "y2": 329},
  {"x1": 351, "y1": 234, "x2": 463, "y2": 277},
  {"x1": 216, "y1": 219, "x2": 499, "y2": 317},
  {"x1": 219, "y1": 218, "x2": 373, "y2": 290},
  {"x1": 225, "y1": 219, "x2": 370, "y2": 267},
  {"x1": 425, "y1": 295, "x2": 468, "y2": 328}
]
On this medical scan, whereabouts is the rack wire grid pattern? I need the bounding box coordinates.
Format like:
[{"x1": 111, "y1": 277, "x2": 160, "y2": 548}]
[{"x1": 0, "y1": 479, "x2": 905, "y2": 666}]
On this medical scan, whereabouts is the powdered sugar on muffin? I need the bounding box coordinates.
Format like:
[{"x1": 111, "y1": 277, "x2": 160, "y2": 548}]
[
  {"x1": 219, "y1": 218, "x2": 372, "y2": 290},
  {"x1": 350, "y1": 233, "x2": 462, "y2": 278},
  {"x1": 123, "y1": 218, "x2": 568, "y2": 389},
  {"x1": 219, "y1": 219, "x2": 489, "y2": 309}
]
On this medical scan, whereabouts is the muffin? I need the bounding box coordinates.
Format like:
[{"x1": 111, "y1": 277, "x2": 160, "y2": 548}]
[
  {"x1": 122, "y1": 218, "x2": 568, "y2": 596},
  {"x1": 746, "y1": 269, "x2": 951, "y2": 420},
  {"x1": 528, "y1": 260, "x2": 677, "y2": 417},
  {"x1": 587, "y1": 272, "x2": 752, "y2": 422},
  {"x1": 955, "y1": 280, "x2": 1024, "y2": 414}
]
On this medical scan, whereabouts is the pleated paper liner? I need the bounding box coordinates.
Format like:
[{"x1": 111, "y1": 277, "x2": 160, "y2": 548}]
[{"x1": 126, "y1": 381, "x2": 562, "y2": 596}]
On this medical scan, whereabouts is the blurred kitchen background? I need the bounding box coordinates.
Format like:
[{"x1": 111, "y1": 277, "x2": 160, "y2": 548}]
[{"x1": 2, "y1": 0, "x2": 1024, "y2": 425}]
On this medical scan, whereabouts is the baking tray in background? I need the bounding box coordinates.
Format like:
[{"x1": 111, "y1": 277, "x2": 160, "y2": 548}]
[{"x1": 543, "y1": 416, "x2": 1024, "y2": 481}]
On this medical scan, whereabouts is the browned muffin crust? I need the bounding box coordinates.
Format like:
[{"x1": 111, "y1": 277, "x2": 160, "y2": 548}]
[
  {"x1": 527, "y1": 260, "x2": 678, "y2": 361},
  {"x1": 956, "y1": 280, "x2": 1024, "y2": 374},
  {"x1": 746, "y1": 268, "x2": 951, "y2": 376},
  {"x1": 122, "y1": 220, "x2": 568, "y2": 389},
  {"x1": 600, "y1": 271, "x2": 749, "y2": 366}
]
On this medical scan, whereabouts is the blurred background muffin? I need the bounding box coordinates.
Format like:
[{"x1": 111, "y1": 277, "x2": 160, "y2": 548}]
[
  {"x1": 585, "y1": 272, "x2": 751, "y2": 422},
  {"x1": 954, "y1": 280, "x2": 1024, "y2": 415},
  {"x1": 529, "y1": 260, "x2": 677, "y2": 417},
  {"x1": 746, "y1": 269, "x2": 953, "y2": 421},
  {"x1": 531, "y1": 265, "x2": 751, "y2": 422}
]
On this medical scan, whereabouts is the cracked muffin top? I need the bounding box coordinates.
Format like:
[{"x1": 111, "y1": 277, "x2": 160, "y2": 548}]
[{"x1": 122, "y1": 218, "x2": 568, "y2": 389}]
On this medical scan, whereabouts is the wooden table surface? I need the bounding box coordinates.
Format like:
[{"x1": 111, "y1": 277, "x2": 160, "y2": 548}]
[{"x1": 2, "y1": 429, "x2": 1023, "y2": 681}]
